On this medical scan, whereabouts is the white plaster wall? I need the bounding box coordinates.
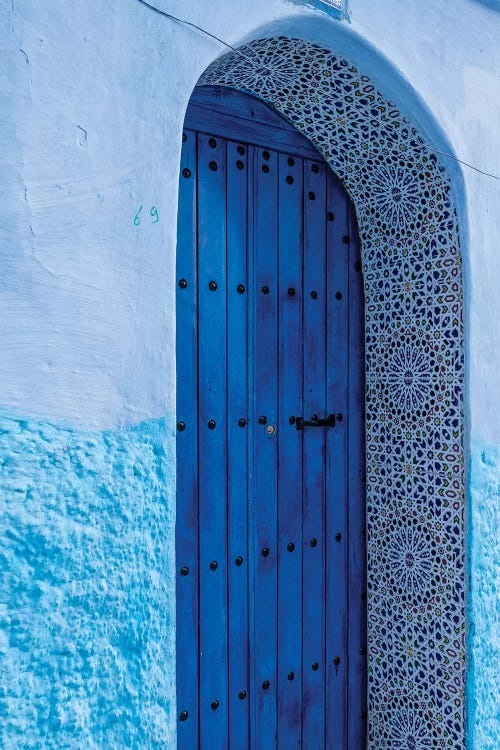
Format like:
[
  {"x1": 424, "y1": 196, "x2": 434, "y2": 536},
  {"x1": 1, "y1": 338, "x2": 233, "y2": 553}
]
[
  {"x1": 1, "y1": 0, "x2": 499, "y2": 437},
  {"x1": 1, "y1": 0, "x2": 500, "y2": 747}
]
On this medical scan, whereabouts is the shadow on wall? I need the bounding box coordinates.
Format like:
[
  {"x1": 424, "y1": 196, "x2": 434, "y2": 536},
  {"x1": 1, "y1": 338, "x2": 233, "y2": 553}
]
[{"x1": 471, "y1": 0, "x2": 500, "y2": 9}]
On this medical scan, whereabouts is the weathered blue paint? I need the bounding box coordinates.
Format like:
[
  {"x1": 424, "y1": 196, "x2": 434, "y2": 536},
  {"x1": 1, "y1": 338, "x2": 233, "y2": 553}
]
[
  {"x1": 467, "y1": 443, "x2": 500, "y2": 750},
  {"x1": 0, "y1": 410, "x2": 176, "y2": 749},
  {"x1": 176, "y1": 87, "x2": 366, "y2": 748}
]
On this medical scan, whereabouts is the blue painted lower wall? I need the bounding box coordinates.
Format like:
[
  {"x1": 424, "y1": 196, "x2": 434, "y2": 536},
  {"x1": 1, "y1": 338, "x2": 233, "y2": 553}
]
[
  {"x1": 2, "y1": 409, "x2": 499, "y2": 749},
  {"x1": 0, "y1": 412, "x2": 176, "y2": 749},
  {"x1": 468, "y1": 444, "x2": 500, "y2": 750}
]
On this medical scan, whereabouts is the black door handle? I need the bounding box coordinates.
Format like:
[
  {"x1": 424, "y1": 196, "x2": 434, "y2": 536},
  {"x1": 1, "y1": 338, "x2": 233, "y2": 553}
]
[{"x1": 294, "y1": 414, "x2": 336, "y2": 430}]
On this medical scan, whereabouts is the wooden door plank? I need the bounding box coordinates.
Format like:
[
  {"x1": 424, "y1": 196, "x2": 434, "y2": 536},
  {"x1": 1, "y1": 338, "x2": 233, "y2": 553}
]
[
  {"x1": 325, "y1": 174, "x2": 350, "y2": 750},
  {"x1": 277, "y1": 152, "x2": 303, "y2": 750},
  {"x1": 301, "y1": 157, "x2": 328, "y2": 747},
  {"x1": 252, "y1": 145, "x2": 279, "y2": 750},
  {"x1": 197, "y1": 132, "x2": 229, "y2": 749},
  {"x1": 247, "y1": 143, "x2": 258, "y2": 749},
  {"x1": 227, "y1": 139, "x2": 250, "y2": 750},
  {"x1": 347, "y1": 205, "x2": 367, "y2": 749},
  {"x1": 176, "y1": 128, "x2": 199, "y2": 750}
]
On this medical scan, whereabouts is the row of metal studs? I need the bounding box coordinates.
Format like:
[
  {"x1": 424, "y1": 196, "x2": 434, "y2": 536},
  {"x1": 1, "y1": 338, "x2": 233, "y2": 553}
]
[
  {"x1": 178, "y1": 653, "x2": 343, "y2": 722},
  {"x1": 178, "y1": 278, "x2": 353, "y2": 298}
]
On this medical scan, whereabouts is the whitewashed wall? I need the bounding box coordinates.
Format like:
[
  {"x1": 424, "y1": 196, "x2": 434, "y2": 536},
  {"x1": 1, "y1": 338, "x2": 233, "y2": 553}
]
[{"x1": 0, "y1": 0, "x2": 499, "y2": 747}]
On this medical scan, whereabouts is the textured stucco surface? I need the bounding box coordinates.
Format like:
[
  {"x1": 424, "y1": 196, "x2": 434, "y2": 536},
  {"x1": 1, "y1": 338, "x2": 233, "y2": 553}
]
[
  {"x1": 0, "y1": 412, "x2": 176, "y2": 749},
  {"x1": 0, "y1": 0, "x2": 499, "y2": 747},
  {"x1": 468, "y1": 445, "x2": 500, "y2": 750}
]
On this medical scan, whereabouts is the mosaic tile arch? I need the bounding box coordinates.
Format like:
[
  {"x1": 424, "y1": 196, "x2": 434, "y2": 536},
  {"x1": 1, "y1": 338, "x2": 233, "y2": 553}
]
[{"x1": 199, "y1": 37, "x2": 465, "y2": 749}]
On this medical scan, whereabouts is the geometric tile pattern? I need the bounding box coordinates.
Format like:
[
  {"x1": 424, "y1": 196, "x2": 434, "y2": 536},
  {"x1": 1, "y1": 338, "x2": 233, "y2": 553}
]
[{"x1": 200, "y1": 36, "x2": 465, "y2": 749}]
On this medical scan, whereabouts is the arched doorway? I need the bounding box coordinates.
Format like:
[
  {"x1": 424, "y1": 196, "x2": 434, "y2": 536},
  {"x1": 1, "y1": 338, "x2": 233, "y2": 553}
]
[
  {"x1": 176, "y1": 35, "x2": 465, "y2": 750},
  {"x1": 176, "y1": 86, "x2": 366, "y2": 748}
]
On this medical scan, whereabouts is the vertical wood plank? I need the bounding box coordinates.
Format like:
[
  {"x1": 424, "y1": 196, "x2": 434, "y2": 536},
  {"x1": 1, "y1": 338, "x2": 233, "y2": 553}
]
[
  {"x1": 247, "y1": 143, "x2": 258, "y2": 750},
  {"x1": 301, "y1": 158, "x2": 328, "y2": 747},
  {"x1": 252, "y1": 146, "x2": 279, "y2": 750},
  {"x1": 197, "y1": 132, "x2": 228, "y2": 750},
  {"x1": 277, "y1": 151, "x2": 303, "y2": 750},
  {"x1": 176, "y1": 128, "x2": 199, "y2": 750},
  {"x1": 347, "y1": 202, "x2": 368, "y2": 749},
  {"x1": 227, "y1": 139, "x2": 250, "y2": 750},
  {"x1": 325, "y1": 173, "x2": 350, "y2": 750}
]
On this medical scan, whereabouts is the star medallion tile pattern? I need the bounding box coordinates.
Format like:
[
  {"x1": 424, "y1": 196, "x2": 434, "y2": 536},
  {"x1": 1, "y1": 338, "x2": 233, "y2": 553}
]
[{"x1": 200, "y1": 36, "x2": 465, "y2": 749}]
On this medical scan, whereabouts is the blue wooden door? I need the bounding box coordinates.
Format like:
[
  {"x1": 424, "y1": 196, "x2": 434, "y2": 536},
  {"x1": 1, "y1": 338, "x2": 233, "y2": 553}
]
[{"x1": 176, "y1": 87, "x2": 366, "y2": 749}]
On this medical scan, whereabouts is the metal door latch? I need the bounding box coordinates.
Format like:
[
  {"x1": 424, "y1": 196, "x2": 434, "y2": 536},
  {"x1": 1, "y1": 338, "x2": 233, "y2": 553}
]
[{"x1": 293, "y1": 414, "x2": 337, "y2": 430}]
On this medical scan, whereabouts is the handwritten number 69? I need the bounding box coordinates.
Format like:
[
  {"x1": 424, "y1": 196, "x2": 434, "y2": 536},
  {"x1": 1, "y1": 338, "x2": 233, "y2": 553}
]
[{"x1": 134, "y1": 205, "x2": 159, "y2": 226}]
